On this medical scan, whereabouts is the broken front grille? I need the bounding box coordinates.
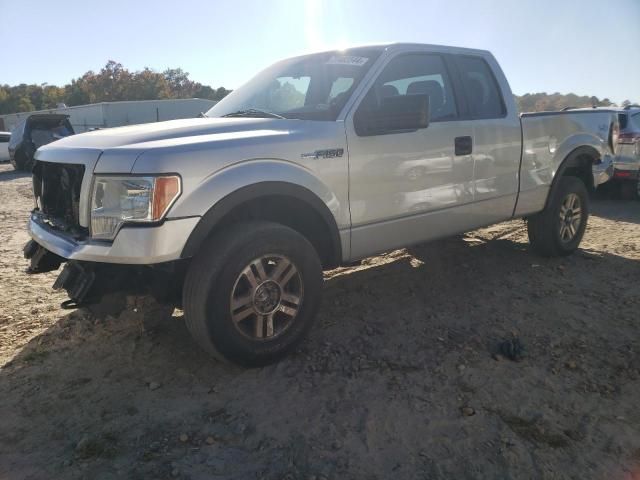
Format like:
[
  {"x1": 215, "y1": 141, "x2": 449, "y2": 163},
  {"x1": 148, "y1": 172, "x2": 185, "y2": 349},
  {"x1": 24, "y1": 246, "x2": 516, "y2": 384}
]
[{"x1": 32, "y1": 161, "x2": 88, "y2": 238}]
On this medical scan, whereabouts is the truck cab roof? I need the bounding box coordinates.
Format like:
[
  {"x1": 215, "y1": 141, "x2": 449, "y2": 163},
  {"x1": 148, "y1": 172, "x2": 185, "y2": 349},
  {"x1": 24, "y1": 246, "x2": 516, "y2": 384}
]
[{"x1": 302, "y1": 42, "x2": 493, "y2": 59}]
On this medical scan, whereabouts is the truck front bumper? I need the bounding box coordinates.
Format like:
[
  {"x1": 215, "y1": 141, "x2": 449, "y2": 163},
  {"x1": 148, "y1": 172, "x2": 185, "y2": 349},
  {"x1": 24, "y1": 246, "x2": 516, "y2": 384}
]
[{"x1": 28, "y1": 214, "x2": 200, "y2": 265}]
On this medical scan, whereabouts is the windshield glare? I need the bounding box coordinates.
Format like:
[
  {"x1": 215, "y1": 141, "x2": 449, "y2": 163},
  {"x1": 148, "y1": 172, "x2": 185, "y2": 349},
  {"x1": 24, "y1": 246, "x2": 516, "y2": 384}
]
[{"x1": 206, "y1": 48, "x2": 382, "y2": 121}]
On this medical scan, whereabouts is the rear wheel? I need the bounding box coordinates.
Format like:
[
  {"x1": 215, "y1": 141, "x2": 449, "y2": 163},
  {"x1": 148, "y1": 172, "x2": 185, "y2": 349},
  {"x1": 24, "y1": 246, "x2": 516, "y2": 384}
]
[
  {"x1": 183, "y1": 221, "x2": 323, "y2": 367},
  {"x1": 527, "y1": 176, "x2": 589, "y2": 257}
]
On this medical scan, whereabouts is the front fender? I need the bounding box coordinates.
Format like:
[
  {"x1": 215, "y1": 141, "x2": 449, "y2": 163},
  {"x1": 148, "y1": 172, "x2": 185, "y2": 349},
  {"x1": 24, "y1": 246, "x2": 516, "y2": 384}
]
[
  {"x1": 169, "y1": 158, "x2": 343, "y2": 222},
  {"x1": 172, "y1": 159, "x2": 346, "y2": 262}
]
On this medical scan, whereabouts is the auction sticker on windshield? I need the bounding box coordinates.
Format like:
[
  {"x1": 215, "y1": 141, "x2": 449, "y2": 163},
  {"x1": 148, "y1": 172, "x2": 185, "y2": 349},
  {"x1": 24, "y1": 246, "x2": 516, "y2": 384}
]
[{"x1": 326, "y1": 56, "x2": 369, "y2": 66}]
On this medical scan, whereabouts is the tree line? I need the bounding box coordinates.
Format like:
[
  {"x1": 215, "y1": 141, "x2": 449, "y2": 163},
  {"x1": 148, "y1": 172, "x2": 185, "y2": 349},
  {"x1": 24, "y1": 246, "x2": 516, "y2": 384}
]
[
  {"x1": 0, "y1": 61, "x2": 634, "y2": 115},
  {"x1": 0, "y1": 61, "x2": 231, "y2": 115},
  {"x1": 515, "y1": 92, "x2": 634, "y2": 113}
]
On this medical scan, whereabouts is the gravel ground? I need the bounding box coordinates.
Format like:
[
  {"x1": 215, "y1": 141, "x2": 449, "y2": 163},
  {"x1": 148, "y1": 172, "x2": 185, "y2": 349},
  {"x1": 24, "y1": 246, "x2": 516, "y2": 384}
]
[{"x1": 0, "y1": 161, "x2": 639, "y2": 480}]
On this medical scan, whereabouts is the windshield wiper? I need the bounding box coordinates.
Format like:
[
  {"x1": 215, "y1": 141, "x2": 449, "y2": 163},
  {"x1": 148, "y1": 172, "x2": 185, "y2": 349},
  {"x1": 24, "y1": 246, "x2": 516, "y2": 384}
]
[{"x1": 222, "y1": 108, "x2": 285, "y2": 119}]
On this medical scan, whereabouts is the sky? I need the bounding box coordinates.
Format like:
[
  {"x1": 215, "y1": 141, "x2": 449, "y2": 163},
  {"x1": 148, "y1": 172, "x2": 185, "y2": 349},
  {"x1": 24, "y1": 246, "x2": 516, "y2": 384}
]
[{"x1": 1, "y1": 0, "x2": 638, "y2": 104}]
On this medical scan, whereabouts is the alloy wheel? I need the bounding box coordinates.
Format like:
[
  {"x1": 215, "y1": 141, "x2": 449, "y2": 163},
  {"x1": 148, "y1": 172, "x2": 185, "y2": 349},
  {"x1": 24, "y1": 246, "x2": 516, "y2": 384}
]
[
  {"x1": 229, "y1": 255, "x2": 303, "y2": 340},
  {"x1": 558, "y1": 193, "x2": 582, "y2": 243}
]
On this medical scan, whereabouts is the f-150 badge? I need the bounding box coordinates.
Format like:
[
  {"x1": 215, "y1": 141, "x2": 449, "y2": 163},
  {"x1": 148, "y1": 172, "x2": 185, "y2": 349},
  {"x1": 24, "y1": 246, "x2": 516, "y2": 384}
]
[{"x1": 301, "y1": 148, "x2": 344, "y2": 159}]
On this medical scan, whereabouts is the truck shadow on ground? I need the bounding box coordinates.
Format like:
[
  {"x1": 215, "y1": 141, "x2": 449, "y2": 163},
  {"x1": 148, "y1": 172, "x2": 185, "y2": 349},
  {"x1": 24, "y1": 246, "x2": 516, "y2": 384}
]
[
  {"x1": 591, "y1": 185, "x2": 640, "y2": 224},
  {"x1": 591, "y1": 197, "x2": 640, "y2": 225},
  {"x1": 2, "y1": 231, "x2": 639, "y2": 479}
]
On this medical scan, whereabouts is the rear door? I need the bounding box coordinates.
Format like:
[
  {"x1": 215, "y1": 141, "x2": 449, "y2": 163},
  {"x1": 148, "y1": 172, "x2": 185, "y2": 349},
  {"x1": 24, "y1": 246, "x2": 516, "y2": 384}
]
[
  {"x1": 345, "y1": 51, "x2": 476, "y2": 259},
  {"x1": 451, "y1": 54, "x2": 522, "y2": 223}
]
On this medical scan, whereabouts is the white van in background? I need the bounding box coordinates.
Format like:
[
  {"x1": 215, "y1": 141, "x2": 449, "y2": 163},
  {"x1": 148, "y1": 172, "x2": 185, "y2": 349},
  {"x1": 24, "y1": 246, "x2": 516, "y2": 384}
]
[{"x1": 0, "y1": 132, "x2": 11, "y2": 162}]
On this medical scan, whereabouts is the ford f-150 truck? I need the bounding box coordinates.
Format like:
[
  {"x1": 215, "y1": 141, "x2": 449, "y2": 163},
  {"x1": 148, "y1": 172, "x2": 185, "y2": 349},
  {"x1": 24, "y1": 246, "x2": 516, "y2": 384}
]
[{"x1": 24, "y1": 43, "x2": 617, "y2": 366}]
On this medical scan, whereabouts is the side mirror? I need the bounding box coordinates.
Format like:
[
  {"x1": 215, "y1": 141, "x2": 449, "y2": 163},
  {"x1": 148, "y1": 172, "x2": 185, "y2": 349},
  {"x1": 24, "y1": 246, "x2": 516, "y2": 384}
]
[{"x1": 354, "y1": 94, "x2": 430, "y2": 136}]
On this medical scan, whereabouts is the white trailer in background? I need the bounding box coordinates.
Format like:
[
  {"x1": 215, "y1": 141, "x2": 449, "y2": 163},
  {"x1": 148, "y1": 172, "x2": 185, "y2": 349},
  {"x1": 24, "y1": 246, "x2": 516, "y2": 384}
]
[
  {"x1": 0, "y1": 98, "x2": 216, "y2": 134},
  {"x1": 0, "y1": 131, "x2": 10, "y2": 162}
]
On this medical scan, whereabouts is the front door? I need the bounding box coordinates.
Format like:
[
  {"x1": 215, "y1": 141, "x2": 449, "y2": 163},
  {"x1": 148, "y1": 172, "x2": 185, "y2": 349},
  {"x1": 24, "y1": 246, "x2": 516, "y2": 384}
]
[{"x1": 345, "y1": 52, "x2": 475, "y2": 260}]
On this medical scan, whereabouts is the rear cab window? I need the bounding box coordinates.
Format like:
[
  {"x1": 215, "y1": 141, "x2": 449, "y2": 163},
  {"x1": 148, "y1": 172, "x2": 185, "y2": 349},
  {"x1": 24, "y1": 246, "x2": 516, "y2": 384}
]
[{"x1": 454, "y1": 55, "x2": 506, "y2": 119}]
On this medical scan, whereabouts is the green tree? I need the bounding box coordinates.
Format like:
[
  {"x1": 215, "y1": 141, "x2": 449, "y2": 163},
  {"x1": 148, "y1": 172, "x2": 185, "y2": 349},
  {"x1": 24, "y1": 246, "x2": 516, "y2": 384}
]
[
  {"x1": 17, "y1": 96, "x2": 35, "y2": 113},
  {"x1": 42, "y1": 85, "x2": 67, "y2": 109}
]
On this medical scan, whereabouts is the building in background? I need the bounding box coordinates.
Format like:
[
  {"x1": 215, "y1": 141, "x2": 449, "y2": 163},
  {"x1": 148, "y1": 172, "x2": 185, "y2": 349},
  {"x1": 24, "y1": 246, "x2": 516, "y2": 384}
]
[{"x1": 0, "y1": 98, "x2": 216, "y2": 133}]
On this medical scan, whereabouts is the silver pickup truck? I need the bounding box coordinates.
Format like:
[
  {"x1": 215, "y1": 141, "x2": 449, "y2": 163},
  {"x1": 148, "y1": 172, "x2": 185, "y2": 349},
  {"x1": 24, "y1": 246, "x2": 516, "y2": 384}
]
[{"x1": 25, "y1": 43, "x2": 617, "y2": 366}]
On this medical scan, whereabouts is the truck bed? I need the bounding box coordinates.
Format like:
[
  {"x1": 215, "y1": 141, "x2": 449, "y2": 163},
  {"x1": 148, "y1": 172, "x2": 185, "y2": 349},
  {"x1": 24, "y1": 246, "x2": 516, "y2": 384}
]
[{"x1": 516, "y1": 109, "x2": 616, "y2": 217}]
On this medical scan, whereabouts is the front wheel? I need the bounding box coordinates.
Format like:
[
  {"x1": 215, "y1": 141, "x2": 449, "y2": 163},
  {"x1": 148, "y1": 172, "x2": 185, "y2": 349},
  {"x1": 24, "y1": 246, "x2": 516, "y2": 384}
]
[
  {"x1": 183, "y1": 221, "x2": 323, "y2": 367},
  {"x1": 527, "y1": 176, "x2": 589, "y2": 257}
]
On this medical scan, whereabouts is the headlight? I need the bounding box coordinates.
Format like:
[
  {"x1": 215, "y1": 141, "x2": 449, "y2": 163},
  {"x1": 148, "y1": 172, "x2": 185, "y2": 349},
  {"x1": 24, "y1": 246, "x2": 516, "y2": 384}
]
[{"x1": 90, "y1": 175, "x2": 181, "y2": 240}]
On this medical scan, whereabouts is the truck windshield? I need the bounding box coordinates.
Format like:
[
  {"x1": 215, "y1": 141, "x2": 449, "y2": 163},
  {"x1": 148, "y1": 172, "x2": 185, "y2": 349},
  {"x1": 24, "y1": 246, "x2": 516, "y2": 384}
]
[{"x1": 206, "y1": 48, "x2": 383, "y2": 121}]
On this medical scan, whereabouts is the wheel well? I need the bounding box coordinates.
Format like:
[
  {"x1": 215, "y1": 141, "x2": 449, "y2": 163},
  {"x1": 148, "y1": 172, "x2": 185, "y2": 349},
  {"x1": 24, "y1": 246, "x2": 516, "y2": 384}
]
[
  {"x1": 214, "y1": 195, "x2": 338, "y2": 268},
  {"x1": 546, "y1": 147, "x2": 598, "y2": 209},
  {"x1": 181, "y1": 183, "x2": 343, "y2": 270},
  {"x1": 561, "y1": 153, "x2": 595, "y2": 191}
]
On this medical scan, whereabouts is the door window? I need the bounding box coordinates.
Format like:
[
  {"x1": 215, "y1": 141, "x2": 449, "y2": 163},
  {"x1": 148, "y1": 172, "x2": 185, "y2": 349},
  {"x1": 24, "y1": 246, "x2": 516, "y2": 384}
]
[{"x1": 357, "y1": 54, "x2": 458, "y2": 122}]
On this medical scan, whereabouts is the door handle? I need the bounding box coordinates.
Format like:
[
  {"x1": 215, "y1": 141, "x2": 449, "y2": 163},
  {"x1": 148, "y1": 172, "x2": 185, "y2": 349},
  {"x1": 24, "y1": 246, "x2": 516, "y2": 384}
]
[{"x1": 455, "y1": 136, "x2": 473, "y2": 156}]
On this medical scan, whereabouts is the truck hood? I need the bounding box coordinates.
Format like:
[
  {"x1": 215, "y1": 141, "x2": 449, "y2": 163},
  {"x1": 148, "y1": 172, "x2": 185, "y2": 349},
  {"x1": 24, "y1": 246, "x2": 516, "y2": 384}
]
[{"x1": 41, "y1": 117, "x2": 291, "y2": 150}]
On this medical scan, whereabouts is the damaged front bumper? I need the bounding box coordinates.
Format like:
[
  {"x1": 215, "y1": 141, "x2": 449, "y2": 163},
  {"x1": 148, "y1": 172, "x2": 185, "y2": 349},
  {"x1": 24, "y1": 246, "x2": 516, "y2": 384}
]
[
  {"x1": 24, "y1": 240, "x2": 185, "y2": 307},
  {"x1": 25, "y1": 214, "x2": 199, "y2": 306},
  {"x1": 27, "y1": 213, "x2": 199, "y2": 265}
]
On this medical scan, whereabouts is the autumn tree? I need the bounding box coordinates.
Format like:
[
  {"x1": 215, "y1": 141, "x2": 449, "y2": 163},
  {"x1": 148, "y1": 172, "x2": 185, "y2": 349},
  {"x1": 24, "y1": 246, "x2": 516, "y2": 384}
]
[
  {"x1": 0, "y1": 61, "x2": 232, "y2": 114},
  {"x1": 515, "y1": 92, "x2": 617, "y2": 113}
]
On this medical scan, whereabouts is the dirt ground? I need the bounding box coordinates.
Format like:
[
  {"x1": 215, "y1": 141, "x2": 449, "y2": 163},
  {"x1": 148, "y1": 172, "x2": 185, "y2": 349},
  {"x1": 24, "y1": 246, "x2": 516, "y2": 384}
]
[{"x1": 0, "y1": 161, "x2": 639, "y2": 480}]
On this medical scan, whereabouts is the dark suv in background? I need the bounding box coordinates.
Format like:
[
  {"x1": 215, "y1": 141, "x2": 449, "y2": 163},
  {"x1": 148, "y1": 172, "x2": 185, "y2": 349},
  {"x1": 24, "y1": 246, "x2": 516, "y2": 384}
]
[
  {"x1": 8, "y1": 114, "x2": 74, "y2": 171},
  {"x1": 613, "y1": 105, "x2": 640, "y2": 199}
]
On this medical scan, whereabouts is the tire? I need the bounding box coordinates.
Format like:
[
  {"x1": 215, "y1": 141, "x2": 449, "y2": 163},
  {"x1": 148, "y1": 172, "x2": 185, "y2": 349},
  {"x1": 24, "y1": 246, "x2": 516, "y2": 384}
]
[
  {"x1": 527, "y1": 176, "x2": 589, "y2": 257},
  {"x1": 10, "y1": 151, "x2": 27, "y2": 171},
  {"x1": 183, "y1": 221, "x2": 323, "y2": 367}
]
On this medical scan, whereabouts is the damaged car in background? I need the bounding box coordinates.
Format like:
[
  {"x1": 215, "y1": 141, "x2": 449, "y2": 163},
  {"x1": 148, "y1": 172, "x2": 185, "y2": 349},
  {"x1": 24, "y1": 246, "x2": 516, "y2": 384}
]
[
  {"x1": 9, "y1": 114, "x2": 74, "y2": 171},
  {"x1": 23, "y1": 43, "x2": 617, "y2": 366},
  {"x1": 612, "y1": 105, "x2": 640, "y2": 199}
]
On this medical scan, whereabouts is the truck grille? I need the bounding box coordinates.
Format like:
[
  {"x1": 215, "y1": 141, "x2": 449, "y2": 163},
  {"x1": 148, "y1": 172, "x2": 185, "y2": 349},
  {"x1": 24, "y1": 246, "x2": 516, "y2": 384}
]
[{"x1": 32, "y1": 161, "x2": 88, "y2": 237}]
